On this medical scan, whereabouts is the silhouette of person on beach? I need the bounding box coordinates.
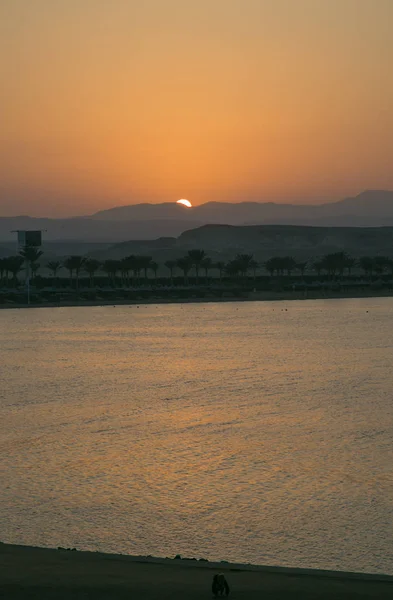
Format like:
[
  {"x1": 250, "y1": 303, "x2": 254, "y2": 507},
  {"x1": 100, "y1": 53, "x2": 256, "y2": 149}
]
[{"x1": 212, "y1": 573, "x2": 230, "y2": 597}]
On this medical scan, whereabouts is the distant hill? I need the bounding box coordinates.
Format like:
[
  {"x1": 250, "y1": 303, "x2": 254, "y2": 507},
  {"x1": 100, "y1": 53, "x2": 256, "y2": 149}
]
[
  {"x1": 87, "y1": 223, "x2": 393, "y2": 265},
  {"x1": 91, "y1": 202, "x2": 193, "y2": 221},
  {"x1": 91, "y1": 190, "x2": 393, "y2": 226},
  {"x1": 176, "y1": 223, "x2": 393, "y2": 259},
  {"x1": 1, "y1": 190, "x2": 393, "y2": 243},
  {"x1": 2, "y1": 222, "x2": 393, "y2": 268}
]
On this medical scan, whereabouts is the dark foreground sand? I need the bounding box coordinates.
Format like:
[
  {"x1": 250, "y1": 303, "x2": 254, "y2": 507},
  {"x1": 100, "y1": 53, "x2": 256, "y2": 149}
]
[
  {"x1": 1, "y1": 543, "x2": 392, "y2": 599},
  {"x1": 1, "y1": 288, "x2": 393, "y2": 310}
]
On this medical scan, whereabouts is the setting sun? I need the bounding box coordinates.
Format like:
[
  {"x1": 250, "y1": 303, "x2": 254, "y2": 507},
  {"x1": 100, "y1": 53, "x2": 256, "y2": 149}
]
[{"x1": 176, "y1": 199, "x2": 192, "y2": 208}]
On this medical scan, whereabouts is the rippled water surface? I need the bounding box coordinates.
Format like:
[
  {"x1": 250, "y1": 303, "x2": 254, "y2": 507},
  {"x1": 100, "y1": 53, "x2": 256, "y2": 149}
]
[{"x1": 1, "y1": 299, "x2": 393, "y2": 574}]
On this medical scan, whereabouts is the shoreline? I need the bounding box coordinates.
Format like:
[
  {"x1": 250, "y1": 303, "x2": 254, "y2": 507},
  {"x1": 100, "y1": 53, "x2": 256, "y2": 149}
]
[
  {"x1": 1, "y1": 288, "x2": 393, "y2": 310},
  {"x1": 1, "y1": 542, "x2": 392, "y2": 599}
]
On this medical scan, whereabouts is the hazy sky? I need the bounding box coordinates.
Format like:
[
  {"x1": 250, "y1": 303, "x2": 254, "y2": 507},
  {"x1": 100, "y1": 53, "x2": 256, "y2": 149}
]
[{"x1": 1, "y1": 0, "x2": 393, "y2": 216}]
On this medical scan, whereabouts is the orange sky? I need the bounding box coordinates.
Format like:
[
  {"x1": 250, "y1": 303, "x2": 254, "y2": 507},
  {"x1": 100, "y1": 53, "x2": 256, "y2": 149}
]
[{"x1": 1, "y1": 0, "x2": 393, "y2": 216}]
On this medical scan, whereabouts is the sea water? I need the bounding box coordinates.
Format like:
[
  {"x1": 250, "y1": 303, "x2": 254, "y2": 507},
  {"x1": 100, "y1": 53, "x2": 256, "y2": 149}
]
[{"x1": 1, "y1": 299, "x2": 392, "y2": 574}]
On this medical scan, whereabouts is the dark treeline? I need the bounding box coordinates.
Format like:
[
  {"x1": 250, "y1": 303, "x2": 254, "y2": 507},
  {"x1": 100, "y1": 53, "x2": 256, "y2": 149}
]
[
  {"x1": 0, "y1": 248, "x2": 393, "y2": 289},
  {"x1": 1, "y1": 249, "x2": 393, "y2": 293},
  {"x1": 0, "y1": 248, "x2": 393, "y2": 304}
]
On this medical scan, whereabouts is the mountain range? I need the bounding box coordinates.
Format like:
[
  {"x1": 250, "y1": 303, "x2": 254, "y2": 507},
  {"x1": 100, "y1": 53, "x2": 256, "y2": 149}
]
[
  {"x1": 1, "y1": 190, "x2": 393, "y2": 244},
  {"x1": 85, "y1": 223, "x2": 393, "y2": 265}
]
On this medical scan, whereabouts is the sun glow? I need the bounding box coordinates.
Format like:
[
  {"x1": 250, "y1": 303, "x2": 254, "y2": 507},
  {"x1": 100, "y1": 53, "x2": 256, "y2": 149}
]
[{"x1": 176, "y1": 199, "x2": 192, "y2": 208}]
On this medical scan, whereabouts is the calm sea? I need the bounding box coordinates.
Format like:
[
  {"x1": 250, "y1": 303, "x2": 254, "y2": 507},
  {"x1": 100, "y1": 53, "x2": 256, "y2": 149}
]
[{"x1": 1, "y1": 299, "x2": 392, "y2": 574}]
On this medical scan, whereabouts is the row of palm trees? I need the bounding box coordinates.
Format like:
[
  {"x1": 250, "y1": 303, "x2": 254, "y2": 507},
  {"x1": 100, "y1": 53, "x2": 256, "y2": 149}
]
[
  {"x1": 264, "y1": 253, "x2": 393, "y2": 277},
  {"x1": 1, "y1": 249, "x2": 393, "y2": 289}
]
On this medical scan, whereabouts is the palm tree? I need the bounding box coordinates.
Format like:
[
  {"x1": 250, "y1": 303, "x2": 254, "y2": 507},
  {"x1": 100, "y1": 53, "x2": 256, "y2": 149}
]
[
  {"x1": 1, "y1": 257, "x2": 11, "y2": 285},
  {"x1": 187, "y1": 249, "x2": 206, "y2": 284},
  {"x1": 176, "y1": 256, "x2": 192, "y2": 285},
  {"x1": 344, "y1": 257, "x2": 356, "y2": 277},
  {"x1": 336, "y1": 252, "x2": 351, "y2": 277},
  {"x1": 319, "y1": 252, "x2": 349, "y2": 279},
  {"x1": 149, "y1": 261, "x2": 159, "y2": 280},
  {"x1": 296, "y1": 261, "x2": 308, "y2": 278},
  {"x1": 47, "y1": 260, "x2": 62, "y2": 278},
  {"x1": 319, "y1": 256, "x2": 331, "y2": 277},
  {"x1": 84, "y1": 259, "x2": 101, "y2": 288},
  {"x1": 359, "y1": 256, "x2": 374, "y2": 279},
  {"x1": 281, "y1": 256, "x2": 297, "y2": 276},
  {"x1": 164, "y1": 260, "x2": 177, "y2": 286},
  {"x1": 374, "y1": 256, "x2": 389, "y2": 276},
  {"x1": 312, "y1": 260, "x2": 324, "y2": 277},
  {"x1": 215, "y1": 261, "x2": 225, "y2": 284},
  {"x1": 249, "y1": 259, "x2": 259, "y2": 281},
  {"x1": 19, "y1": 246, "x2": 43, "y2": 264},
  {"x1": 120, "y1": 255, "x2": 136, "y2": 287},
  {"x1": 63, "y1": 257, "x2": 75, "y2": 288},
  {"x1": 19, "y1": 246, "x2": 43, "y2": 283},
  {"x1": 235, "y1": 254, "x2": 254, "y2": 277},
  {"x1": 73, "y1": 256, "x2": 86, "y2": 290},
  {"x1": 63, "y1": 256, "x2": 86, "y2": 291},
  {"x1": 139, "y1": 256, "x2": 153, "y2": 283},
  {"x1": 102, "y1": 259, "x2": 120, "y2": 287},
  {"x1": 0, "y1": 258, "x2": 6, "y2": 286},
  {"x1": 201, "y1": 257, "x2": 213, "y2": 283},
  {"x1": 265, "y1": 257, "x2": 277, "y2": 277},
  {"x1": 132, "y1": 256, "x2": 145, "y2": 286},
  {"x1": 6, "y1": 256, "x2": 24, "y2": 287},
  {"x1": 47, "y1": 261, "x2": 62, "y2": 289},
  {"x1": 225, "y1": 259, "x2": 240, "y2": 282}
]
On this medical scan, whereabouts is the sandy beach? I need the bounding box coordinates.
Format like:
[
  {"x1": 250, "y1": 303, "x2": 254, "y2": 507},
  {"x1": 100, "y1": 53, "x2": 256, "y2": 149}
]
[{"x1": 1, "y1": 543, "x2": 392, "y2": 599}]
